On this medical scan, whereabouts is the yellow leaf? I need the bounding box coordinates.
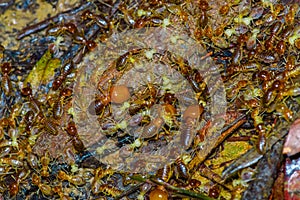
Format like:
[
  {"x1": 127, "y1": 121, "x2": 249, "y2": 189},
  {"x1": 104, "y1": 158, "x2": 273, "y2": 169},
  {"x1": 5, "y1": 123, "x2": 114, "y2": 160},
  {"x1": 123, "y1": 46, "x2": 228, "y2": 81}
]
[{"x1": 24, "y1": 50, "x2": 61, "y2": 94}]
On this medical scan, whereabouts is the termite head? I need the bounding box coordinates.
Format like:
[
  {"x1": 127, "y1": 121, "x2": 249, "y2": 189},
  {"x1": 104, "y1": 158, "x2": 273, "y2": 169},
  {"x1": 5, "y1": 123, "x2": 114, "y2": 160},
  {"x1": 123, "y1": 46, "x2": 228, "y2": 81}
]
[
  {"x1": 21, "y1": 84, "x2": 33, "y2": 97},
  {"x1": 1, "y1": 62, "x2": 11, "y2": 74}
]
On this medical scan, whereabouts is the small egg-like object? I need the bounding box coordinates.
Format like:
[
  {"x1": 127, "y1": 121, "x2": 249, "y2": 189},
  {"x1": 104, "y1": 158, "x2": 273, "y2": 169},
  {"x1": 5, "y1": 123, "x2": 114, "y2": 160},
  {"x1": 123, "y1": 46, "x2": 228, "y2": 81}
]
[
  {"x1": 149, "y1": 188, "x2": 168, "y2": 200},
  {"x1": 110, "y1": 85, "x2": 130, "y2": 104}
]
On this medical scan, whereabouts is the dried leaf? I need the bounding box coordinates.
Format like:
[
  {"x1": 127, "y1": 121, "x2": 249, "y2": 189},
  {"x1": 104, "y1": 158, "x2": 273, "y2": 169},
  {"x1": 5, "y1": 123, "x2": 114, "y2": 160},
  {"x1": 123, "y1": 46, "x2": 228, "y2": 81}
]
[{"x1": 283, "y1": 118, "x2": 300, "y2": 156}]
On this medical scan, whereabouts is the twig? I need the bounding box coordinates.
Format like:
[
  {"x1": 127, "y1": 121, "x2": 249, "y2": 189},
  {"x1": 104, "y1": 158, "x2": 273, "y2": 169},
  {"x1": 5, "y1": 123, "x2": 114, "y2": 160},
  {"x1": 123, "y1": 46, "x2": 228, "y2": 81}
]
[
  {"x1": 189, "y1": 115, "x2": 246, "y2": 170},
  {"x1": 114, "y1": 182, "x2": 144, "y2": 200},
  {"x1": 17, "y1": 2, "x2": 93, "y2": 39},
  {"x1": 129, "y1": 174, "x2": 216, "y2": 200}
]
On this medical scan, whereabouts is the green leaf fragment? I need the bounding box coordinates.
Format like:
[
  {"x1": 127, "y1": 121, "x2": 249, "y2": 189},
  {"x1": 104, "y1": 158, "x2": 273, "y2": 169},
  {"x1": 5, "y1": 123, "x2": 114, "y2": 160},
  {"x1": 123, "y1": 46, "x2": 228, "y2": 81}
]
[{"x1": 24, "y1": 50, "x2": 61, "y2": 93}]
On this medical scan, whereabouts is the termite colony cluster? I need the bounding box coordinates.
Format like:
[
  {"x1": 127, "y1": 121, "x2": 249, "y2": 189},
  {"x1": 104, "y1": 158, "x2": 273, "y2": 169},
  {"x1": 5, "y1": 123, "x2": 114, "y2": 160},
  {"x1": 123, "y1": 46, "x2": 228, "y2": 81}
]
[{"x1": 0, "y1": 0, "x2": 299, "y2": 199}]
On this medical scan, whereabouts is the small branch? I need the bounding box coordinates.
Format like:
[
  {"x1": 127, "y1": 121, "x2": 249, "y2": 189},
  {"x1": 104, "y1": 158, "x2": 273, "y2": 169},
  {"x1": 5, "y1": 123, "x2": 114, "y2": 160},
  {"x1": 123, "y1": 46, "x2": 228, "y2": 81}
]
[
  {"x1": 17, "y1": 2, "x2": 92, "y2": 39},
  {"x1": 128, "y1": 174, "x2": 216, "y2": 200}
]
